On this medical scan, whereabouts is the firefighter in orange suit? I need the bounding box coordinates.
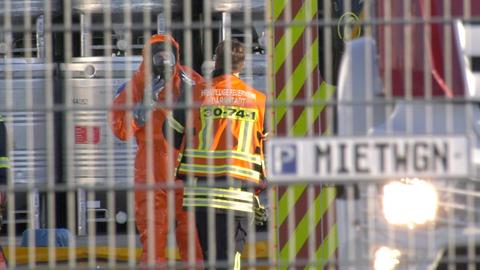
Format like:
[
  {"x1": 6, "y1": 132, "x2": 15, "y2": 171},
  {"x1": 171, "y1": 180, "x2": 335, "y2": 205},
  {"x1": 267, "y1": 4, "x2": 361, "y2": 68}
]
[
  {"x1": 109, "y1": 34, "x2": 203, "y2": 268},
  {"x1": 164, "y1": 40, "x2": 268, "y2": 270}
]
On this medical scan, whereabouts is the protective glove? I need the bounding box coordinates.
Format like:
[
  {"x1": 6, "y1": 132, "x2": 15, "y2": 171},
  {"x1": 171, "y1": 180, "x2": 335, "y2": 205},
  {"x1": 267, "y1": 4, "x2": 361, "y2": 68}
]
[
  {"x1": 149, "y1": 76, "x2": 165, "y2": 102},
  {"x1": 132, "y1": 104, "x2": 148, "y2": 126},
  {"x1": 253, "y1": 195, "x2": 268, "y2": 226},
  {"x1": 133, "y1": 77, "x2": 166, "y2": 126}
]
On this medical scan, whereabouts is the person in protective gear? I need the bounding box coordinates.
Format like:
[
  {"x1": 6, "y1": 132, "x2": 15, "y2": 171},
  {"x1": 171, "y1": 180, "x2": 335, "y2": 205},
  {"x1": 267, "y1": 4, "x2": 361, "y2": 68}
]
[
  {"x1": 109, "y1": 34, "x2": 203, "y2": 269},
  {"x1": 0, "y1": 115, "x2": 9, "y2": 268},
  {"x1": 164, "y1": 39, "x2": 268, "y2": 270}
]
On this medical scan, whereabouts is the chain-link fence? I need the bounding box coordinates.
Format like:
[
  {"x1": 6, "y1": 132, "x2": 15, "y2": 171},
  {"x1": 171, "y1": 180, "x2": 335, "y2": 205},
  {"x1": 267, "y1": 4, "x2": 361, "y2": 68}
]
[{"x1": 0, "y1": 0, "x2": 479, "y2": 269}]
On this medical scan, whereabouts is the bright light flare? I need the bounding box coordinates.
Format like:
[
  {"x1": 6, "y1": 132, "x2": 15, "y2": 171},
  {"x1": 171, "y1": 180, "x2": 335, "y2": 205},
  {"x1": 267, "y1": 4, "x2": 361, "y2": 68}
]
[
  {"x1": 382, "y1": 178, "x2": 438, "y2": 228},
  {"x1": 374, "y1": 246, "x2": 401, "y2": 270}
]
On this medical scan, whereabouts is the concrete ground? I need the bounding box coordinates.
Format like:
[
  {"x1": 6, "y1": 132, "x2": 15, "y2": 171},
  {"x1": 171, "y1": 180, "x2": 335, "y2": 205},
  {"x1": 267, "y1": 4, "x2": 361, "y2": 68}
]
[{"x1": 0, "y1": 231, "x2": 270, "y2": 269}]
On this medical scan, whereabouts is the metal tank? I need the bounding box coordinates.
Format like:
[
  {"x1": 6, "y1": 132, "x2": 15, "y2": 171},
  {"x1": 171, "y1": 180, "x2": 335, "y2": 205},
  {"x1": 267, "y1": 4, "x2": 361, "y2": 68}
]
[
  {"x1": 61, "y1": 56, "x2": 141, "y2": 235},
  {"x1": 0, "y1": 0, "x2": 60, "y2": 58},
  {"x1": 0, "y1": 58, "x2": 57, "y2": 230},
  {"x1": 74, "y1": 1, "x2": 171, "y2": 57},
  {"x1": 242, "y1": 53, "x2": 267, "y2": 93},
  {"x1": 72, "y1": 0, "x2": 180, "y2": 14},
  {"x1": 0, "y1": 0, "x2": 61, "y2": 19},
  {"x1": 211, "y1": 0, "x2": 264, "y2": 13}
]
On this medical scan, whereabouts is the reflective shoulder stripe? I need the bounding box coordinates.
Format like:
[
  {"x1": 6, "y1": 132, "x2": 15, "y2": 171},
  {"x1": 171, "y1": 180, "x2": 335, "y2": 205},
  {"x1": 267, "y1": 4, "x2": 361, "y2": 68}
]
[
  {"x1": 0, "y1": 157, "x2": 10, "y2": 169},
  {"x1": 183, "y1": 149, "x2": 262, "y2": 165},
  {"x1": 0, "y1": 115, "x2": 3, "y2": 122},
  {"x1": 167, "y1": 112, "x2": 184, "y2": 133}
]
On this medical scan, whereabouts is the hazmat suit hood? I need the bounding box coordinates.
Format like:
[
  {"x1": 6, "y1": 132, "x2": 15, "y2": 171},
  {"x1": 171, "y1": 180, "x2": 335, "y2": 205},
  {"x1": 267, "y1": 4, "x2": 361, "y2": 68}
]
[{"x1": 141, "y1": 34, "x2": 181, "y2": 80}]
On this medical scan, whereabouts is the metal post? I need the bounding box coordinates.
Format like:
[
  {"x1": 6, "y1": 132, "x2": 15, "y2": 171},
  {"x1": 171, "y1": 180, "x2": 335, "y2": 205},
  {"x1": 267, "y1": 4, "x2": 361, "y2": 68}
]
[
  {"x1": 77, "y1": 189, "x2": 87, "y2": 235},
  {"x1": 221, "y1": 12, "x2": 231, "y2": 41},
  {"x1": 157, "y1": 12, "x2": 166, "y2": 34},
  {"x1": 36, "y1": 15, "x2": 45, "y2": 58},
  {"x1": 80, "y1": 13, "x2": 92, "y2": 57}
]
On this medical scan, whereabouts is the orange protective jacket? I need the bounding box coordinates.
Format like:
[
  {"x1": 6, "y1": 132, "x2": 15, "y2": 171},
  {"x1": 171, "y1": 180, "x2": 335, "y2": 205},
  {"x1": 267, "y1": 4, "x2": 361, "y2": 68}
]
[
  {"x1": 166, "y1": 72, "x2": 267, "y2": 213},
  {"x1": 109, "y1": 34, "x2": 203, "y2": 267}
]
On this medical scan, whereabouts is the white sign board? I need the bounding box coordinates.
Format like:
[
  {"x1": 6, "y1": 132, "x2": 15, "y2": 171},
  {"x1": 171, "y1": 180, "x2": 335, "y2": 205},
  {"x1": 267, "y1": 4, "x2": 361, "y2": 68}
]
[{"x1": 267, "y1": 136, "x2": 469, "y2": 182}]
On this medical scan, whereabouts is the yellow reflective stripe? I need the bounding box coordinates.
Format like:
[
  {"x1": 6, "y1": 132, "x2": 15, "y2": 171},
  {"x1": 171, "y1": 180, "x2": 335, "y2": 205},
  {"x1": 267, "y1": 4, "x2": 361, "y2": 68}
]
[
  {"x1": 167, "y1": 113, "x2": 184, "y2": 133},
  {"x1": 205, "y1": 120, "x2": 213, "y2": 149},
  {"x1": 184, "y1": 149, "x2": 262, "y2": 165},
  {"x1": 236, "y1": 120, "x2": 253, "y2": 153},
  {"x1": 198, "y1": 111, "x2": 206, "y2": 149},
  {"x1": 242, "y1": 121, "x2": 253, "y2": 153},
  {"x1": 183, "y1": 198, "x2": 253, "y2": 212},
  {"x1": 179, "y1": 164, "x2": 261, "y2": 182},
  {"x1": 179, "y1": 163, "x2": 261, "y2": 180},
  {"x1": 198, "y1": 115, "x2": 213, "y2": 150},
  {"x1": 184, "y1": 187, "x2": 254, "y2": 202},
  {"x1": 174, "y1": 152, "x2": 183, "y2": 176},
  {"x1": 234, "y1": 252, "x2": 241, "y2": 270},
  {"x1": 0, "y1": 157, "x2": 9, "y2": 169},
  {"x1": 237, "y1": 120, "x2": 246, "y2": 152}
]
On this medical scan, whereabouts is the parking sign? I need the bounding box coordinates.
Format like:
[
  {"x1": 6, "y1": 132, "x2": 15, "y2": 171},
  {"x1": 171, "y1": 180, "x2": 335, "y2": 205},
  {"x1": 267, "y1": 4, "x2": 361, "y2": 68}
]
[
  {"x1": 272, "y1": 144, "x2": 297, "y2": 174},
  {"x1": 266, "y1": 135, "x2": 470, "y2": 182}
]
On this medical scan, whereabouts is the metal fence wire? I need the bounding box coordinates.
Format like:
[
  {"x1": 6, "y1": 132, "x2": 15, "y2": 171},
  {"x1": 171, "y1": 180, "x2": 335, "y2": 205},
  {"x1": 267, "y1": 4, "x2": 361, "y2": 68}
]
[{"x1": 0, "y1": 0, "x2": 479, "y2": 269}]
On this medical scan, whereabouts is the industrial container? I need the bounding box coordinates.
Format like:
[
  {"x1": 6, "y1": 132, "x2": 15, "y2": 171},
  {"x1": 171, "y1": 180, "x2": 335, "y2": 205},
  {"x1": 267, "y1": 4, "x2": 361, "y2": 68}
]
[
  {"x1": 242, "y1": 53, "x2": 267, "y2": 93},
  {"x1": 0, "y1": 0, "x2": 60, "y2": 58},
  {"x1": 210, "y1": 0, "x2": 264, "y2": 12},
  {"x1": 0, "y1": 0, "x2": 60, "y2": 19},
  {"x1": 61, "y1": 56, "x2": 141, "y2": 235},
  {"x1": 0, "y1": 58, "x2": 57, "y2": 230},
  {"x1": 72, "y1": 0, "x2": 180, "y2": 14}
]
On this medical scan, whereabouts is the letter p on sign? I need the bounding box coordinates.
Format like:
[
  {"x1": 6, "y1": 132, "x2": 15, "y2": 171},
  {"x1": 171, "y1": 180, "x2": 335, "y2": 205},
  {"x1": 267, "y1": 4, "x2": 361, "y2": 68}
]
[{"x1": 273, "y1": 144, "x2": 297, "y2": 175}]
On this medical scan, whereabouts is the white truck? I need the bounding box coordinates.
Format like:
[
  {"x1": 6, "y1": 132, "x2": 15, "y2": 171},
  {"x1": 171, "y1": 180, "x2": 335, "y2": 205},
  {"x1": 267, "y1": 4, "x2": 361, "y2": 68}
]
[{"x1": 334, "y1": 3, "x2": 480, "y2": 269}]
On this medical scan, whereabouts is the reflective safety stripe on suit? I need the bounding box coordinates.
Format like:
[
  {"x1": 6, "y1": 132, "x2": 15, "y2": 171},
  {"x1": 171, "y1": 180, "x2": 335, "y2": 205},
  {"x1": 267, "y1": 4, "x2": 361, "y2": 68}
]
[
  {"x1": 183, "y1": 186, "x2": 254, "y2": 213},
  {"x1": 0, "y1": 158, "x2": 9, "y2": 169}
]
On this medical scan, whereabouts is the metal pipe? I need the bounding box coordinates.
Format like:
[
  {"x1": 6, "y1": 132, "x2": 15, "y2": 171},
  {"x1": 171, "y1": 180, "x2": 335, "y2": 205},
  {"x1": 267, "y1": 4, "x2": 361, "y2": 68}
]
[
  {"x1": 35, "y1": 15, "x2": 45, "y2": 58},
  {"x1": 157, "y1": 11, "x2": 166, "y2": 33},
  {"x1": 80, "y1": 13, "x2": 92, "y2": 57},
  {"x1": 221, "y1": 11, "x2": 231, "y2": 41}
]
